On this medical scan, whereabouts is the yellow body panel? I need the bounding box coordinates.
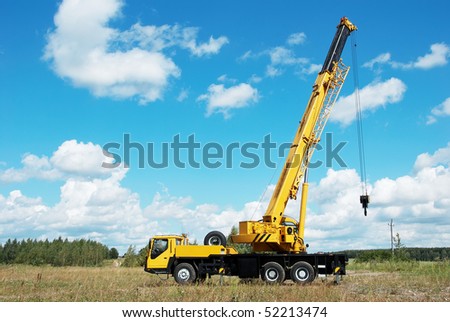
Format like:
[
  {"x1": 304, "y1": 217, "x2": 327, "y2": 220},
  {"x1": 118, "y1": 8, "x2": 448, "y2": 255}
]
[
  {"x1": 175, "y1": 245, "x2": 237, "y2": 257},
  {"x1": 146, "y1": 235, "x2": 238, "y2": 272}
]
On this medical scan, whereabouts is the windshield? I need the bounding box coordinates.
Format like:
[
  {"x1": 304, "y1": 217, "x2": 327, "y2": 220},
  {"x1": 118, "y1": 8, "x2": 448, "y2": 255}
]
[{"x1": 151, "y1": 239, "x2": 168, "y2": 259}]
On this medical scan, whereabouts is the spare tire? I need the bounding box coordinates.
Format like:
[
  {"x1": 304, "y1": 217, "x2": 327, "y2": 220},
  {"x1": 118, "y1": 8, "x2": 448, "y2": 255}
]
[{"x1": 204, "y1": 231, "x2": 227, "y2": 246}]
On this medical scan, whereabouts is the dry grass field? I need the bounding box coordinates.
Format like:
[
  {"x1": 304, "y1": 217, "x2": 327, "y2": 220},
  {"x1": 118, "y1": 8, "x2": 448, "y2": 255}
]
[{"x1": 0, "y1": 261, "x2": 448, "y2": 302}]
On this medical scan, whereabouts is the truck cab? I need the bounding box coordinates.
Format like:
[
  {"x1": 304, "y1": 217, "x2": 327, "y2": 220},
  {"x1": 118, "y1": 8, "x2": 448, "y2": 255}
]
[
  {"x1": 145, "y1": 235, "x2": 186, "y2": 274},
  {"x1": 144, "y1": 233, "x2": 238, "y2": 283}
]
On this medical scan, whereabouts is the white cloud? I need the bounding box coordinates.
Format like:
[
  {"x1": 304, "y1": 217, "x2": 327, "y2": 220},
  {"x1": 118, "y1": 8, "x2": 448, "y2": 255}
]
[
  {"x1": 44, "y1": 0, "x2": 228, "y2": 104},
  {"x1": 302, "y1": 63, "x2": 322, "y2": 75},
  {"x1": 287, "y1": 32, "x2": 306, "y2": 46},
  {"x1": 197, "y1": 83, "x2": 260, "y2": 118},
  {"x1": 304, "y1": 141, "x2": 450, "y2": 250},
  {"x1": 217, "y1": 74, "x2": 238, "y2": 84},
  {"x1": 0, "y1": 154, "x2": 61, "y2": 182},
  {"x1": 409, "y1": 43, "x2": 450, "y2": 69},
  {"x1": 248, "y1": 74, "x2": 263, "y2": 84},
  {"x1": 362, "y1": 52, "x2": 391, "y2": 69},
  {"x1": 414, "y1": 142, "x2": 450, "y2": 171},
  {"x1": 2, "y1": 142, "x2": 450, "y2": 252},
  {"x1": 265, "y1": 46, "x2": 310, "y2": 77},
  {"x1": 239, "y1": 44, "x2": 316, "y2": 78},
  {"x1": 238, "y1": 50, "x2": 253, "y2": 62},
  {"x1": 0, "y1": 140, "x2": 118, "y2": 183},
  {"x1": 122, "y1": 24, "x2": 228, "y2": 57},
  {"x1": 183, "y1": 34, "x2": 229, "y2": 57},
  {"x1": 51, "y1": 140, "x2": 117, "y2": 177},
  {"x1": 426, "y1": 97, "x2": 450, "y2": 125},
  {"x1": 364, "y1": 43, "x2": 450, "y2": 71},
  {"x1": 176, "y1": 88, "x2": 189, "y2": 102},
  {"x1": 331, "y1": 78, "x2": 407, "y2": 127},
  {"x1": 0, "y1": 141, "x2": 153, "y2": 251}
]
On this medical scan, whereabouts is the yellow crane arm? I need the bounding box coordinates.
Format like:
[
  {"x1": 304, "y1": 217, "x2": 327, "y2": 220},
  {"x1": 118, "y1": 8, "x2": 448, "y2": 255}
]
[
  {"x1": 232, "y1": 17, "x2": 357, "y2": 253},
  {"x1": 263, "y1": 17, "x2": 356, "y2": 227}
]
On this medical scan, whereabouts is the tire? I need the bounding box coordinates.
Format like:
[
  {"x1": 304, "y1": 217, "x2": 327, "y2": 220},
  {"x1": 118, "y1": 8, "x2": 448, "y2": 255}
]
[
  {"x1": 290, "y1": 261, "x2": 315, "y2": 284},
  {"x1": 204, "y1": 231, "x2": 227, "y2": 246},
  {"x1": 261, "y1": 262, "x2": 285, "y2": 284},
  {"x1": 174, "y1": 263, "x2": 197, "y2": 284}
]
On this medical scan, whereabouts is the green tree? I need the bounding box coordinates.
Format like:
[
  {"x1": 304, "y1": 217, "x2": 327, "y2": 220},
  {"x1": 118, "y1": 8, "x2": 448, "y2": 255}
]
[
  {"x1": 138, "y1": 246, "x2": 148, "y2": 266},
  {"x1": 393, "y1": 233, "x2": 410, "y2": 261},
  {"x1": 226, "y1": 226, "x2": 252, "y2": 254},
  {"x1": 122, "y1": 245, "x2": 139, "y2": 267},
  {"x1": 109, "y1": 247, "x2": 119, "y2": 259}
]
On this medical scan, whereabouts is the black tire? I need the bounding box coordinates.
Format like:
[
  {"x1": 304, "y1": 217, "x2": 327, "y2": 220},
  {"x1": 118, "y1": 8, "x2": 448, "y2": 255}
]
[
  {"x1": 174, "y1": 263, "x2": 197, "y2": 284},
  {"x1": 204, "y1": 231, "x2": 227, "y2": 246},
  {"x1": 261, "y1": 262, "x2": 285, "y2": 284},
  {"x1": 290, "y1": 261, "x2": 315, "y2": 284}
]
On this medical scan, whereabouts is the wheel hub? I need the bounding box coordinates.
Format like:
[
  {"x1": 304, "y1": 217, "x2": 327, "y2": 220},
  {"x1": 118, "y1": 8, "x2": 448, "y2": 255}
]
[
  {"x1": 178, "y1": 268, "x2": 190, "y2": 280},
  {"x1": 266, "y1": 269, "x2": 278, "y2": 281},
  {"x1": 296, "y1": 269, "x2": 308, "y2": 280}
]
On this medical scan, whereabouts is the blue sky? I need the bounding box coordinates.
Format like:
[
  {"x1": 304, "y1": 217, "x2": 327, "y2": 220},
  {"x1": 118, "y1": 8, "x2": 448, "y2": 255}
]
[{"x1": 1, "y1": 0, "x2": 449, "y2": 253}]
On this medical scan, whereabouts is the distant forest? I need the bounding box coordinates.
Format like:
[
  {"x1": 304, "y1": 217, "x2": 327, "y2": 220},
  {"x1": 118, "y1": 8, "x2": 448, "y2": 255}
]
[
  {"x1": 0, "y1": 237, "x2": 119, "y2": 266},
  {"x1": 344, "y1": 247, "x2": 450, "y2": 262},
  {"x1": 0, "y1": 237, "x2": 448, "y2": 267}
]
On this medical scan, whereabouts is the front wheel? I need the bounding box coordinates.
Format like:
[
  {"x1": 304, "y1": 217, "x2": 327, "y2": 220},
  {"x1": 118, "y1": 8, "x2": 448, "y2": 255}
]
[
  {"x1": 290, "y1": 261, "x2": 315, "y2": 284},
  {"x1": 261, "y1": 262, "x2": 285, "y2": 284},
  {"x1": 174, "y1": 263, "x2": 197, "y2": 284}
]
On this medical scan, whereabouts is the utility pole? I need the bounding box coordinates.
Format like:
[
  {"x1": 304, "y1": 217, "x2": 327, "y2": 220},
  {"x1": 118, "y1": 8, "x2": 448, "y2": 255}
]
[{"x1": 388, "y1": 219, "x2": 394, "y2": 255}]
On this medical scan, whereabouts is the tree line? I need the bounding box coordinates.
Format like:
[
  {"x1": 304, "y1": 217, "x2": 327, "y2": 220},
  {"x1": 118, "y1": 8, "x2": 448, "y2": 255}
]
[
  {"x1": 344, "y1": 247, "x2": 450, "y2": 262},
  {"x1": 0, "y1": 237, "x2": 119, "y2": 267}
]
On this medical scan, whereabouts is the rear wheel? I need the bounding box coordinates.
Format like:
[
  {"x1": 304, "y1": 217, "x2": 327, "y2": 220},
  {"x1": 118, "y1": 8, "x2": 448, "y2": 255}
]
[
  {"x1": 261, "y1": 262, "x2": 285, "y2": 284},
  {"x1": 174, "y1": 263, "x2": 197, "y2": 284},
  {"x1": 204, "y1": 231, "x2": 227, "y2": 246},
  {"x1": 290, "y1": 261, "x2": 315, "y2": 284}
]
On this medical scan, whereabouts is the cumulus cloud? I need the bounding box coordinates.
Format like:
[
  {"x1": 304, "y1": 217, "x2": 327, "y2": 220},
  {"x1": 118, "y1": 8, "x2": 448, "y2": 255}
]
[
  {"x1": 0, "y1": 154, "x2": 61, "y2": 183},
  {"x1": 426, "y1": 97, "x2": 450, "y2": 125},
  {"x1": 364, "y1": 43, "x2": 450, "y2": 71},
  {"x1": 414, "y1": 142, "x2": 450, "y2": 171},
  {"x1": 197, "y1": 83, "x2": 260, "y2": 118},
  {"x1": 0, "y1": 140, "x2": 154, "y2": 250},
  {"x1": 44, "y1": 0, "x2": 228, "y2": 104},
  {"x1": 305, "y1": 141, "x2": 450, "y2": 250},
  {"x1": 405, "y1": 43, "x2": 450, "y2": 69},
  {"x1": 331, "y1": 78, "x2": 407, "y2": 127},
  {"x1": 2, "y1": 141, "x2": 450, "y2": 251},
  {"x1": 0, "y1": 140, "x2": 118, "y2": 183}
]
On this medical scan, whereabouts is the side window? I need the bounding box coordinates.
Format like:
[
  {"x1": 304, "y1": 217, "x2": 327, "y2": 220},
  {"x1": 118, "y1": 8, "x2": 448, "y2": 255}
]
[{"x1": 151, "y1": 239, "x2": 168, "y2": 259}]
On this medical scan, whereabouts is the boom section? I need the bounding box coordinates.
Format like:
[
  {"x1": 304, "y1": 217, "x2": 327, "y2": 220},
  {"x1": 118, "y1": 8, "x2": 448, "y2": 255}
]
[
  {"x1": 232, "y1": 17, "x2": 356, "y2": 253},
  {"x1": 264, "y1": 17, "x2": 356, "y2": 228},
  {"x1": 263, "y1": 62, "x2": 350, "y2": 225}
]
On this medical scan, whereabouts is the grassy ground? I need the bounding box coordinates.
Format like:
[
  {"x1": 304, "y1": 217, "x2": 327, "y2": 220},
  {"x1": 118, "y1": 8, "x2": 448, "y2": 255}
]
[{"x1": 0, "y1": 261, "x2": 448, "y2": 302}]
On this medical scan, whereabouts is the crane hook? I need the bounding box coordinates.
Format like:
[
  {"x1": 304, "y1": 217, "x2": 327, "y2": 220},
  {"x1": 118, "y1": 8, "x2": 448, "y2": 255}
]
[{"x1": 360, "y1": 194, "x2": 369, "y2": 216}]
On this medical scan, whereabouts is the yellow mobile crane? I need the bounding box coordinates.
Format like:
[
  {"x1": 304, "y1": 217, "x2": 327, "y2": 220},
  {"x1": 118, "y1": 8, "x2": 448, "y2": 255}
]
[{"x1": 145, "y1": 17, "x2": 361, "y2": 285}]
